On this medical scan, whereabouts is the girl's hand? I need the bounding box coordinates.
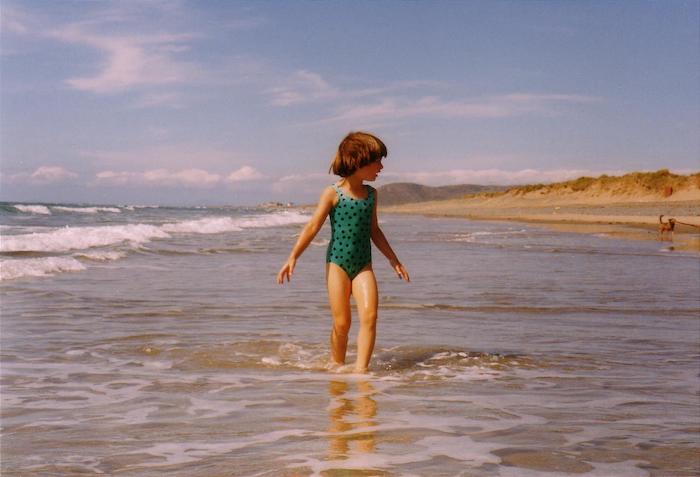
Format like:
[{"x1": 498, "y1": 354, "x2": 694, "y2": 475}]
[
  {"x1": 391, "y1": 260, "x2": 410, "y2": 282},
  {"x1": 277, "y1": 257, "x2": 296, "y2": 284}
]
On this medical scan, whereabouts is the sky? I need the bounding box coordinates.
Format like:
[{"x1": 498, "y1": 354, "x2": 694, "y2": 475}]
[{"x1": 1, "y1": 0, "x2": 698, "y2": 206}]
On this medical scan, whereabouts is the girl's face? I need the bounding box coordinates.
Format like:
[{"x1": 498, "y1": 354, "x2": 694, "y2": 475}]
[{"x1": 355, "y1": 157, "x2": 384, "y2": 181}]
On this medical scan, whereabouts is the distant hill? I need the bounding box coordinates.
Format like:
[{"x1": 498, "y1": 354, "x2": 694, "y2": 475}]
[
  {"x1": 377, "y1": 183, "x2": 508, "y2": 206},
  {"x1": 479, "y1": 169, "x2": 700, "y2": 202}
]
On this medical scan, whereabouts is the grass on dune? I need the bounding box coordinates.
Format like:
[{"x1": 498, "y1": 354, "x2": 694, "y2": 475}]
[{"x1": 472, "y1": 170, "x2": 700, "y2": 199}]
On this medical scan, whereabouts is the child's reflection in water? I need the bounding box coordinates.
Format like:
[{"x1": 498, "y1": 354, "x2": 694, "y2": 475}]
[{"x1": 327, "y1": 379, "x2": 377, "y2": 458}]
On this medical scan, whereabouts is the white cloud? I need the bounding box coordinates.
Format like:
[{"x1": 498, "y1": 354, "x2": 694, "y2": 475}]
[
  {"x1": 325, "y1": 93, "x2": 601, "y2": 123},
  {"x1": 270, "y1": 168, "x2": 630, "y2": 191},
  {"x1": 267, "y1": 70, "x2": 340, "y2": 106},
  {"x1": 265, "y1": 66, "x2": 599, "y2": 125},
  {"x1": 31, "y1": 166, "x2": 79, "y2": 183},
  {"x1": 266, "y1": 70, "x2": 446, "y2": 108},
  {"x1": 5, "y1": 2, "x2": 265, "y2": 104},
  {"x1": 96, "y1": 168, "x2": 221, "y2": 188},
  {"x1": 27, "y1": 166, "x2": 78, "y2": 184},
  {"x1": 0, "y1": 6, "x2": 29, "y2": 34},
  {"x1": 272, "y1": 172, "x2": 331, "y2": 194},
  {"x1": 380, "y1": 168, "x2": 626, "y2": 186},
  {"x1": 95, "y1": 165, "x2": 263, "y2": 188},
  {"x1": 4, "y1": 166, "x2": 79, "y2": 185},
  {"x1": 49, "y1": 26, "x2": 200, "y2": 94},
  {"x1": 226, "y1": 166, "x2": 264, "y2": 183}
]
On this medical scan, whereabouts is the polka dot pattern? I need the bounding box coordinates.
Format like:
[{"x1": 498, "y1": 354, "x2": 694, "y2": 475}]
[{"x1": 326, "y1": 184, "x2": 375, "y2": 279}]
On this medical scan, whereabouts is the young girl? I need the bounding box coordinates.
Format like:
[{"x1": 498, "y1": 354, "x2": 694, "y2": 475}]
[{"x1": 277, "y1": 132, "x2": 410, "y2": 373}]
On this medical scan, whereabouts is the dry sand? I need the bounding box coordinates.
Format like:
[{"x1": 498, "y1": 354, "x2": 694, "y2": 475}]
[{"x1": 382, "y1": 191, "x2": 700, "y2": 252}]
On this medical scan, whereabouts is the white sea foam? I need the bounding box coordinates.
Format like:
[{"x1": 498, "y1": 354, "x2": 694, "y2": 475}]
[
  {"x1": 2, "y1": 211, "x2": 308, "y2": 253},
  {"x1": 52, "y1": 206, "x2": 122, "y2": 214},
  {"x1": 73, "y1": 250, "x2": 127, "y2": 261},
  {"x1": 142, "y1": 360, "x2": 173, "y2": 370},
  {"x1": 449, "y1": 229, "x2": 528, "y2": 242},
  {"x1": 497, "y1": 460, "x2": 650, "y2": 477},
  {"x1": 471, "y1": 229, "x2": 528, "y2": 236},
  {"x1": 161, "y1": 211, "x2": 309, "y2": 235},
  {"x1": 65, "y1": 349, "x2": 90, "y2": 357},
  {"x1": 116, "y1": 406, "x2": 160, "y2": 426},
  {"x1": 129, "y1": 429, "x2": 312, "y2": 468},
  {"x1": 235, "y1": 211, "x2": 309, "y2": 228},
  {"x1": 185, "y1": 397, "x2": 285, "y2": 419},
  {"x1": 13, "y1": 204, "x2": 51, "y2": 215},
  {"x1": 0, "y1": 224, "x2": 170, "y2": 253},
  {"x1": 0, "y1": 256, "x2": 86, "y2": 280},
  {"x1": 290, "y1": 433, "x2": 503, "y2": 476},
  {"x1": 161, "y1": 217, "x2": 244, "y2": 234}
]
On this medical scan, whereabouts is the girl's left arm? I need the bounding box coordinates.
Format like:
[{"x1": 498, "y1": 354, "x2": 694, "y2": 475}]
[{"x1": 370, "y1": 190, "x2": 410, "y2": 282}]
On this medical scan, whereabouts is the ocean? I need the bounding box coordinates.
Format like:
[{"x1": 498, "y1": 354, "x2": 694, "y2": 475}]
[{"x1": 1, "y1": 202, "x2": 698, "y2": 476}]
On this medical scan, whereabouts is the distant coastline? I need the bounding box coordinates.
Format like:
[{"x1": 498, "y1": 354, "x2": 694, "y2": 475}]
[{"x1": 380, "y1": 170, "x2": 700, "y2": 251}]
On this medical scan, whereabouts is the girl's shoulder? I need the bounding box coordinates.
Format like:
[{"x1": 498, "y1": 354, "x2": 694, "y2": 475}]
[{"x1": 323, "y1": 184, "x2": 341, "y2": 206}]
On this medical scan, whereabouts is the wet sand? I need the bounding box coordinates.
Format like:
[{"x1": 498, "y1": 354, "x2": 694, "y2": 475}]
[{"x1": 383, "y1": 199, "x2": 700, "y2": 252}]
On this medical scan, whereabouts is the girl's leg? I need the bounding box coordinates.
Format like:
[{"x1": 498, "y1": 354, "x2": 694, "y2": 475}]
[
  {"x1": 351, "y1": 267, "x2": 378, "y2": 372},
  {"x1": 326, "y1": 263, "x2": 352, "y2": 365}
]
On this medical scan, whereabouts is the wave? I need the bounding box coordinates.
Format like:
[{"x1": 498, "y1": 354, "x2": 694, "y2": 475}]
[
  {"x1": 0, "y1": 210, "x2": 309, "y2": 279},
  {"x1": 52, "y1": 206, "x2": 122, "y2": 214},
  {"x1": 161, "y1": 211, "x2": 309, "y2": 235},
  {"x1": 248, "y1": 342, "x2": 536, "y2": 377},
  {"x1": 445, "y1": 229, "x2": 528, "y2": 242},
  {"x1": 73, "y1": 250, "x2": 127, "y2": 261},
  {"x1": 8, "y1": 204, "x2": 125, "y2": 215},
  {"x1": 1, "y1": 214, "x2": 305, "y2": 253},
  {"x1": 234, "y1": 211, "x2": 309, "y2": 228},
  {"x1": 0, "y1": 256, "x2": 86, "y2": 280},
  {"x1": 0, "y1": 223, "x2": 171, "y2": 253},
  {"x1": 381, "y1": 302, "x2": 700, "y2": 318},
  {"x1": 162, "y1": 217, "x2": 244, "y2": 234},
  {"x1": 12, "y1": 204, "x2": 52, "y2": 215}
]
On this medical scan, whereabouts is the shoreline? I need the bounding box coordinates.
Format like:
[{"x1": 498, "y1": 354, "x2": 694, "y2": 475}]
[{"x1": 382, "y1": 199, "x2": 700, "y2": 252}]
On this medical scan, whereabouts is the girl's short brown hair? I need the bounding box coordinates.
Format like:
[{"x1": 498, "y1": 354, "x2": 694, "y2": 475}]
[{"x1": 329, "y1": 131, "x2": 387, "y2": 177}]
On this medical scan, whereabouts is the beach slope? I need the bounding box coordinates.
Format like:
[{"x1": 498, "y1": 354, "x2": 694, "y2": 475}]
[{"x1": 382, "y1": 170, "x2": 700, "y2": 249}]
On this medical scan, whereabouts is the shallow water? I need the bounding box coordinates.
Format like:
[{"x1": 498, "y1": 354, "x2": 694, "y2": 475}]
[{"x1": 1, "y1": 203, "x2": 699, "y2": 476}]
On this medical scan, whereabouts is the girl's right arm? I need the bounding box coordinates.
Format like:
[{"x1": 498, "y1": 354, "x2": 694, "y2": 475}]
[{"x1": 277, "y1": 187, "x2": 336, "y2": 284}]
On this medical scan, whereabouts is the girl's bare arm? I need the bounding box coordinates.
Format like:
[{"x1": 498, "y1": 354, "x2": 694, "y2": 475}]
[
  {"x1": 370, "y1": 191, "x2": 410, "y2": 282},
  {"x1": 277, "y1": 187, "x2": 336, "y2": 284}
]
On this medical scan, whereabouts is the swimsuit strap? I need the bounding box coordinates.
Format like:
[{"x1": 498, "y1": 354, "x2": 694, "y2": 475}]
[{"x1": 332, "y1": 183, "x2": 372, "y2": 201}]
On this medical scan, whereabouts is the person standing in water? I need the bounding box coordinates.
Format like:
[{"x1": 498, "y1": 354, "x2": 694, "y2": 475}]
[{"x1": 277, "y1": 132, "x2": 410, "y2": 373}]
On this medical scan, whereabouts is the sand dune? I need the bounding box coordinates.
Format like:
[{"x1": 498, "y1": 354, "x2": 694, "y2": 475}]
[{"x1": 382, "y1": 170, "x2": 700, "y2": 251}]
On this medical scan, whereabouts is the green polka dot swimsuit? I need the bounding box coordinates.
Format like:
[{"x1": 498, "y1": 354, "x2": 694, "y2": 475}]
[{"x1": 326, "y1": 184, "x2": 375, "y2": 280}]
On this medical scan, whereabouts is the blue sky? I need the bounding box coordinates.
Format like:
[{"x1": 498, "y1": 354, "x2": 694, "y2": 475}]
[{"x1": 1, "y1": 0, "x2": 698, "y2": 205}]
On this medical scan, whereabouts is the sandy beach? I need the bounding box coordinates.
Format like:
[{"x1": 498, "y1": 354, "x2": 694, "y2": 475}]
[{"x1": 383, "y1": 187, "x2": 700, "y2": 252}]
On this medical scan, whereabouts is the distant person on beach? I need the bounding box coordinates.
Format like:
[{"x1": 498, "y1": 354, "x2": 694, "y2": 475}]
[{"x1": 277, "y1": 131, "x2": 410, "y2": 373}]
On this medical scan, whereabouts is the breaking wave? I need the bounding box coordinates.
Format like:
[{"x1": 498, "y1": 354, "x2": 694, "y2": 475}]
[
  {"x1": 0, "y1": 256, "x2": 86, "y2": 280},
  {"x1": 1, "y1": 211, "x2": 308, "y2": 254},
  {"x1": 52, "y1": 206, "x2": 122, "y2": 214},
  {"x1": 12, "y1": 204, "x2": 52, "y2": 215},
  {"x1": 0, "y1": 210, "x2": 309, "y2": 280}
]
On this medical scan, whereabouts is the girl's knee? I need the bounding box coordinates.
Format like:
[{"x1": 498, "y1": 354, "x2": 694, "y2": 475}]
[
  {"x1": 333, "y1": 320, "x2": 351, "y2": 336},
  {"x1": 359, "y1": 311, "x2": 377, "y2": 328}
]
